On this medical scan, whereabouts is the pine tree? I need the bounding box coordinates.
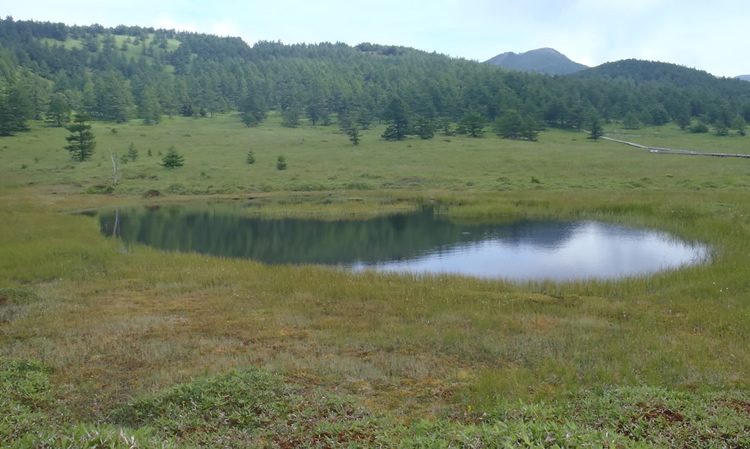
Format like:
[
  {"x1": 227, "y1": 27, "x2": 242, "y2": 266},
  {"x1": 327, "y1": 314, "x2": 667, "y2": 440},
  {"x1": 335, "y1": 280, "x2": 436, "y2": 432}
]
[
  {"x1": 0, "y1": 81, "x2": 34, "y2": 136},
  {"x1": 94, "y1": 71, "x2": 132, "y2": 123},
  {"x1": 521, "y1": 117, "x2": 540, "y2": 142},
  {"x1": 381, "y1": 97, "x2": 410, "y2": 141},
  {"x1": 127, "y1": 143, "x2": 138, "y2": 161},
  {"x1": 673, "y1": 103, "x2": 691, "y2": 130},
  {"x1": 139, "y1": 85, "x2": 162, "y2": 125},
  {"x1": 622, "y1": 111, "x2": 642, "y2": 130},
  {"x1": 346, "y1": 125, "x2": 361, "y2": 145},
  {"x1": 435, "y1": 117, "x2": 454, "y2": 136},
  {"x1": 732, "y1": 116, "x2": 747, "y2": 137},
  {"x1": 46, "y1": 93, "x2": 71, "y2": 127},
  {"x1": 413, "y1": 116, "x2": 435, "y2": 140},
  {"x1": 587, "y1": 113, "x2": 604, "y2": 141},
  {"x1": 239, "y1": 91, "x2": 267, "y2": 127},
  {"x1": 458, "y1": 111, "x2": 486, "y2": 138},
  {"x1": 493, "y1": 110, "x2": 523, "y2": 139},
  {"x1": 306, "y1": 90, "x2": 328, "y2": 126},
  {"x1": 355, "y1": 109, "x2": 373, "y2": 130},
  {"x1": 281, "y1": 106, "x2": 301, "y2": 128},
  {"x1": 160, "y1": 145, "x2": 184, "y2": 168},
  {"x1": 64, "y1": 113, "x2": 96, "y2": 161}
]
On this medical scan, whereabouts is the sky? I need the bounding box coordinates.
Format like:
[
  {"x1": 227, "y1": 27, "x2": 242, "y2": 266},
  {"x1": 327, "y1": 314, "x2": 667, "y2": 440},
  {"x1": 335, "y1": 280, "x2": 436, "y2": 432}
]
[{"x1": 4, "y1": 0, "x2": 749, "y2": 77}]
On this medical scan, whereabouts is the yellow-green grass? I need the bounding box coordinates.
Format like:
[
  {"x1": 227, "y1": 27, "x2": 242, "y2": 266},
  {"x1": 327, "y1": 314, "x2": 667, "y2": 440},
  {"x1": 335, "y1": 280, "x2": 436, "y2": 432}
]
[
  {"x1": 1, "y1": 116, "x2": 749, "y2": 444},
  {"x1": 4, "y1": 114, "x2": 750, "y2": 197},
  {"x1": 605, "y1": 121, "x2": 750, "y2": 154},
  {"x1": 41, "y1": 33, "x2": 181, "y2": 56}
]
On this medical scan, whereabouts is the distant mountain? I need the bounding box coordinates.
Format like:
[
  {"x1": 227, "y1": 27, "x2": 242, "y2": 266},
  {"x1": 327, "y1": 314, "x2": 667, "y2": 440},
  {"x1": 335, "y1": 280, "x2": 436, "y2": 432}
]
[
  {"x1": 485, "y1": 48, "x2": 588, "y2": 75},
  {"x1": 575, "y1": 59, "x2": 750, "y2": 97},
  {"x1": 575, "y1": 59, "x2": 719, "y2": 86},
  {"x1": 738, "y1": 75, "x2": 750, "y2": 82}
]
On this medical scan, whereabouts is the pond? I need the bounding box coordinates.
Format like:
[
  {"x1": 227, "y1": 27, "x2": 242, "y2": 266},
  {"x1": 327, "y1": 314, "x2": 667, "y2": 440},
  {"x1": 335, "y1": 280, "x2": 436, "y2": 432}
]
[{"x1": 96, "y1": 203, "x2": 708, "y2": 281}]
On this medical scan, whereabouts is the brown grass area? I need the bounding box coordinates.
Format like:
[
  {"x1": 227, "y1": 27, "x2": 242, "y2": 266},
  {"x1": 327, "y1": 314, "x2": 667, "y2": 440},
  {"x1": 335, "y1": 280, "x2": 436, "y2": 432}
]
[{"x1": 2, "y1": 184, "x2": 750, "y2": 425}]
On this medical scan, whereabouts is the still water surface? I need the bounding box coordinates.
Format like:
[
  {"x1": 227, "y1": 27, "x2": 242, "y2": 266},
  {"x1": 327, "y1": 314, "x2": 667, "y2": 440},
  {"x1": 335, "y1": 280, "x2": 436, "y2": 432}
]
[{"x1": 97, "y1": 203, "x2": 708, "y2": 281}]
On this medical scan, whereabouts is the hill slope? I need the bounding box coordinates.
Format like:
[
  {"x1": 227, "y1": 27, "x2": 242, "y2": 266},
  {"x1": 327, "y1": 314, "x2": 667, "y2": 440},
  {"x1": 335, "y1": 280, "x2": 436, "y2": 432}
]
[
  {"x1": 738, "y1": 75, "x2": 750, "y2": 82},
  {"x1": 1, "y1": 18, "x2": 750, "y2": 137},
  {"x1": 575, "y1": 59, "x2": 750, "y2": 100},
  {"x1": 485, "y1": 48, "x2": 588, "y2": 75}
]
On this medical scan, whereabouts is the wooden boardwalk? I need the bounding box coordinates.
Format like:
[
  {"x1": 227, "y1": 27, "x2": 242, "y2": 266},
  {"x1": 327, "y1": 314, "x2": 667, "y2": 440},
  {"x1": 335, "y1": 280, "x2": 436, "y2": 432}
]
[
  {"x1": 599, "y1": 135, "x2": 750, "y2": 159},
  {"x1": 646, "y1": 147, "x2": 750, "y2": 158}
]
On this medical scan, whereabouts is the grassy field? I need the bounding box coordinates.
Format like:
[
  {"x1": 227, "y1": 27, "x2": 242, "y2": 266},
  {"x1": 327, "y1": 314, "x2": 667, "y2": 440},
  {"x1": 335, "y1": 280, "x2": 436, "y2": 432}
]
[
  {"x1": 41, "y1": 33, "x2": 182, "y2": 59},
  {"x1": 1, "y1": 115, "x2": 749, "y2": 447},
  {"x1": 605, "y1": 123, "x2": 750, "y2": 155},
  {"x1": 5, "y1": 115, "x2": 750, "y2": 195}
]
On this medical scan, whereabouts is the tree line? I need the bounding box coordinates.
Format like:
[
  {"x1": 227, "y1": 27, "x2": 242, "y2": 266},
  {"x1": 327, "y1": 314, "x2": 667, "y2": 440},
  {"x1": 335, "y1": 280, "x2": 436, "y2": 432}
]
[{"x1": 1, "y1": 17, "x2": 749, "y2": 139}]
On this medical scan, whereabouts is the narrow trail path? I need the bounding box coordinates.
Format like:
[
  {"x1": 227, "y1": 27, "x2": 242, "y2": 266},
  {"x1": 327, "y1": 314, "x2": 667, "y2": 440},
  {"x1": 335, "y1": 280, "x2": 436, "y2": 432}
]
[{"x1": 587, "y1": 131, "x2": 750, "y2": 159}]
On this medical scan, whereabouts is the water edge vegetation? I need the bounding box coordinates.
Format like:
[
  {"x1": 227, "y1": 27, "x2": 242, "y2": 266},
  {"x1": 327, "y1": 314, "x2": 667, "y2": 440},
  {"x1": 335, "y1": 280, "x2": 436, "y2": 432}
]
[{"x1": 1, "y1": 115, "x2": 749, "y2": 447}]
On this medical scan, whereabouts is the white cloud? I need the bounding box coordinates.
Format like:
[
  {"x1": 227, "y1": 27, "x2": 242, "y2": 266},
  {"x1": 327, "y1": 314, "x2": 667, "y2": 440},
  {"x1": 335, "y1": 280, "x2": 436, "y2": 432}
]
[
  {"x1": 154, "y1": 15, "x2": 197, "y2": 33},
  {"x1": 211, "y1": 18, "x2": 238, "y2": 38}
]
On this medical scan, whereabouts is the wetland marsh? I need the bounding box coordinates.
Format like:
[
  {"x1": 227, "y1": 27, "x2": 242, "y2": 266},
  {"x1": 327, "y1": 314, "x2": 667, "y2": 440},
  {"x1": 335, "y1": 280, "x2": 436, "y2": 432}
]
[
  {"x1": 1, "y1": 115, "x2": 748, "y2": 447},
  {"x1": 96, "y1": 203, "x2": 709, "y2": 281}
]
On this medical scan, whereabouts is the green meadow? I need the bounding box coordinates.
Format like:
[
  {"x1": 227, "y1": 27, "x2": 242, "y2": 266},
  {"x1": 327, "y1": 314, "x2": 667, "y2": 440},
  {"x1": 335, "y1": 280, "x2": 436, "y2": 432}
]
[
  {"x1": 5, "y1": 115, "x2": 750, "y2": 194},
  {"x1": 1, "y1": 115, "x2": 749, "y2": 447},
  {"x1": 41, "y1": 33, "x2": 182, "y2": 59}
]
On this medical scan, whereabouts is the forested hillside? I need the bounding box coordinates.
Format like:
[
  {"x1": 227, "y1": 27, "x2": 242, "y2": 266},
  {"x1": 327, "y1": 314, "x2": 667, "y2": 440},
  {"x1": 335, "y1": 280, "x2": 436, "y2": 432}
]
[{"x1": 1, "y1": 17, "x2": 749, "y2": 138}]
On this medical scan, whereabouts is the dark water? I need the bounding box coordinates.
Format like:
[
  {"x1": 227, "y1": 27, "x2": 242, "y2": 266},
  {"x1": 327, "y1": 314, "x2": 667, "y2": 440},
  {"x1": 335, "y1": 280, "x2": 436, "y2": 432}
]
[{"x1": 97, "y1": 203, "x2": 708, "y2": 281}]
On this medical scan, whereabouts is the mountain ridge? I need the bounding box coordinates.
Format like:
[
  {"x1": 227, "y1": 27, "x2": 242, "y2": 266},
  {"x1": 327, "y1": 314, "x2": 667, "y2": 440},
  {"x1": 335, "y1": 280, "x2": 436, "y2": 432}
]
[
  {"x1": 1, "y1": 17, "x2": 749, "y2": 138},
  {"x1": 484, "y1": 47, "x2": 588, "y2": 75}
]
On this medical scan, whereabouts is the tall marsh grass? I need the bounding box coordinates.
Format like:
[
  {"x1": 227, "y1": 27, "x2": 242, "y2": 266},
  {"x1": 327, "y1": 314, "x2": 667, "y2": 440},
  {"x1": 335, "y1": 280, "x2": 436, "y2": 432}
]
[
  {"x1": 2, "y1": 189, "x2": 748, "y2": 418},
  {"x1": 0, "y1": 116, "x2": 748, "y2": 445}
]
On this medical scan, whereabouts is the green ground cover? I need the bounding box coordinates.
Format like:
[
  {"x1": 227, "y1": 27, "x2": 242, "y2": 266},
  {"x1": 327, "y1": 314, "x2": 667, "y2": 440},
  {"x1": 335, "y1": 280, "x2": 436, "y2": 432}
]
[
  {"x1": 4, "y1": 115, "x2": 750, "y2": 195},
  {"x1": 41, "y1": 33, "x2": 181, "y2": 56},
  {"x1": 0, "y1": 115, "x2": 748, "y2": 447},
  {"x1": 605, "y1": 122, "x2": 750, "y2": 155}
]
